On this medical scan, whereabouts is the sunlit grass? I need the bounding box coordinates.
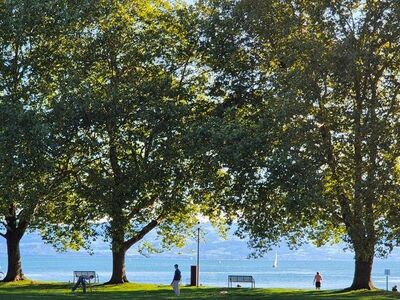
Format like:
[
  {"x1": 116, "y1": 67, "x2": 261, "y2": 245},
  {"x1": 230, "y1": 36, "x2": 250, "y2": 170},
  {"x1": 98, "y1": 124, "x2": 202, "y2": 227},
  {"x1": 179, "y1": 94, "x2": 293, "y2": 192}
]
[{"x1": 0, "y1": 281, "x2": 399, "y2": 299}]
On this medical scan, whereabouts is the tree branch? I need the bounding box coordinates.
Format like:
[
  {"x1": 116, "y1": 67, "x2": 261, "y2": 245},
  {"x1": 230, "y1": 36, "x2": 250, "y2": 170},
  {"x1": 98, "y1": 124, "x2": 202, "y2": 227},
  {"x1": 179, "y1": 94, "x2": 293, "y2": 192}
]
[
  {"x1": 143, "y1": 132, "x2": 154, "y2": 164},
  {"x1": 0, "y1": 221, "x2": 11, "y2": 232},
  {"x1": 127, "y1": 195, "x2": 158, "y2": 221},
  {"x1": 124, "y1": 216, "x2": 163, "y2": 250},
  {"x1": 317, "y1": 98, "x2": 354, "y2": 232},
  {"x1": 176, "y1": 34, "x2": 200, "y2": 92}
]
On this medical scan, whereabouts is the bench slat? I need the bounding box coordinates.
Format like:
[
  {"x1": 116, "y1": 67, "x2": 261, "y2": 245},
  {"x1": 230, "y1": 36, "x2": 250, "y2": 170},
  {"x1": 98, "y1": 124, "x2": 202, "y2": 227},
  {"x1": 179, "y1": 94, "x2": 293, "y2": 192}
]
[
  {"x1": 228, "y1": 275, "x2": 254, "y2": 281},
  {"x1": 74, "y1": 271, "x2": 96, "y2": 277}
]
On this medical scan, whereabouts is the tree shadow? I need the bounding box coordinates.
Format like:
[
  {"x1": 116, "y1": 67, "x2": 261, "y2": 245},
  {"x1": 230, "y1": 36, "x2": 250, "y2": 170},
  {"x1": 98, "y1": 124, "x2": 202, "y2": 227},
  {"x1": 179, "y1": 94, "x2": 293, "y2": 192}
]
[{"x1": 1, "y1": 284, "x2": 400, "y2": 300}]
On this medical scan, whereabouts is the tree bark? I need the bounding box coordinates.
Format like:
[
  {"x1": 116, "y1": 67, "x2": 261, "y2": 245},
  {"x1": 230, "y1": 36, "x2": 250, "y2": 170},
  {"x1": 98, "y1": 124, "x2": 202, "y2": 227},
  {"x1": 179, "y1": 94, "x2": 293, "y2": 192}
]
[
  {"x1": 106, "y1": 218, "x2": 129, "y2": 284},
  {"x1": 349, "y1": 259, "x2": 375, "y2": 290},
  {"x1": 107, "y1": 247, "x2": 128, "y2": 284},
  {"x1": 2, "y1": 231, "x2": 24, "y2": 282},
  {"x1": 346, "y1": 236, "x2": 376, "y2": 290}
]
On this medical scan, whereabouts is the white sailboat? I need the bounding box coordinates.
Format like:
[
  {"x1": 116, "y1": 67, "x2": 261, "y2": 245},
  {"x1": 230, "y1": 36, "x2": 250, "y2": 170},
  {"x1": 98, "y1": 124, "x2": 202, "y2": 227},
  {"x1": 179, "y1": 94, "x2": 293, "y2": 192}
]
[{"x1": 272, "y1": 252, "x2": 278, "y2": 268}]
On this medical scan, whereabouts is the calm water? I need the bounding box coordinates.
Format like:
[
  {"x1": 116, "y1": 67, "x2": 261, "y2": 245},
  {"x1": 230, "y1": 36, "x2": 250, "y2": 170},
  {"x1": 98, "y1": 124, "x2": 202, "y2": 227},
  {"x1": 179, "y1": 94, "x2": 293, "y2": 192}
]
[{"x1": 0, "y1": 255, "x2": 398, "y2": 290}]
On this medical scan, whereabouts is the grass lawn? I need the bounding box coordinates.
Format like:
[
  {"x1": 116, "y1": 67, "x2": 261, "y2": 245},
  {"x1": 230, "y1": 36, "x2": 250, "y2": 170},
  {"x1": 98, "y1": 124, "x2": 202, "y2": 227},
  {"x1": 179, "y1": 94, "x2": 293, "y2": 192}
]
[{"x1": 0, "y1": 281, "x2": 400, "y2": 300}]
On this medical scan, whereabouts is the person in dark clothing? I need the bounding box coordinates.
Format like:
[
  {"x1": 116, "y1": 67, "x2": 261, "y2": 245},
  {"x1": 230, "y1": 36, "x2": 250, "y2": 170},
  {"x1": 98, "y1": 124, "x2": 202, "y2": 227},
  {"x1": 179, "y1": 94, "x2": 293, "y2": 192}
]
[
  {"x1": 171, "y1": 264, "x2": 181, "y2": 296},
  {"x1": 72, "y1": 275, "x2": 88, "y2": 293}
]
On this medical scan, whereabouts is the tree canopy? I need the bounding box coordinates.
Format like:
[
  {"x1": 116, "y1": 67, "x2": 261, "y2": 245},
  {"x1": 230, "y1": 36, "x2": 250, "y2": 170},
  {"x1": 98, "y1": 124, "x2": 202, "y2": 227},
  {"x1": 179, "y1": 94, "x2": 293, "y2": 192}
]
[
  {"x1": 194, "y1": 0, "x2": 400, "y2": 290},
  {"x1": 42, "y1": 0, "x2": 205, "y2": 283},
  {"x1": 0, "y1": 0, "x2": 76, "y2": 281},
  {"x1": 1, "y1": 0, "x2": 399, "y2": 291}
]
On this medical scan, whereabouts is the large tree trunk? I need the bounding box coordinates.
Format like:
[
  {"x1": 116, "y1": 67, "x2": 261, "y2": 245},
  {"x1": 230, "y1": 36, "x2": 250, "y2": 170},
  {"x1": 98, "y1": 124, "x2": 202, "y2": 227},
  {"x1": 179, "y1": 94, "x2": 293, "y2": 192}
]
[
  {"x1": 107, "y1": 247, "x2": 128, "y2": 284},
  {"x1": 349, "y1": 259, "x2": 375, "y2": 290},
  {"x1": 2, "y1": 231, "x2": 24, "y2": 282},
  {"x1": 106, "y1": 220, "x2": 129, "y2": 284},
  {"x1": 347, "y1": 238, "x2": 375, "y2": 290}
]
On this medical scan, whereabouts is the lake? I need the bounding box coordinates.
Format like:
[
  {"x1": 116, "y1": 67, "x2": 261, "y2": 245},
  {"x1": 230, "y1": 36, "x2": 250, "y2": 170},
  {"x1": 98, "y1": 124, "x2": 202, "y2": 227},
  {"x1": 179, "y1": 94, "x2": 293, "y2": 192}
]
[{"x1": 0, "y1": 255, "x2": 398, "y2": 290}]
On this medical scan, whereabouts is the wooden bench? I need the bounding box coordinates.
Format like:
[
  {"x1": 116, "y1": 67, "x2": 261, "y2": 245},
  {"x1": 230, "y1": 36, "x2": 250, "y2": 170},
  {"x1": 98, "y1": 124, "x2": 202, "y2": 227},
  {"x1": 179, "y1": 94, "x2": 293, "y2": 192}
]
[{"x1": 228, "y1": 275, "x2": 255, "y2": 288}]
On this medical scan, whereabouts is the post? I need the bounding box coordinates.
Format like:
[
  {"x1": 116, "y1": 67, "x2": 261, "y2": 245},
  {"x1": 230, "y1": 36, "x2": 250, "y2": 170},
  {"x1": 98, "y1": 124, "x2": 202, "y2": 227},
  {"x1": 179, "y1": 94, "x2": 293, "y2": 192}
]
[
  {"x1": 190, "y1": 265, "x2": 197, "y2": 286},
  {"x1": 385, "y1": 269, "x2": 390, "y2": 291},
  {"x1": 196, "y1": 222, "x2": 200, "y2": 287},
  {"x1": 387, "y1": 276, "x2": 388, "y2": 291}
]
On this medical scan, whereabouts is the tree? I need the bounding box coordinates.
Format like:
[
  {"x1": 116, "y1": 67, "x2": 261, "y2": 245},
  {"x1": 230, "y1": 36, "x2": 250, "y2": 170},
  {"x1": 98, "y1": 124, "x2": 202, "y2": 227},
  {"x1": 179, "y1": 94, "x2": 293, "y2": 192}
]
[
  {"x1": 0, "y1": 0, "x2": 90, "y2": 281},
  {"x1": 196, "y1": 0, "x2": 400, "y2": 290},
  {"x1": 49, "y1": 0, "x2": 203, "y2": 284},
  {"x1": 0, "y1": 0, "x2": 52, "y2": 281}
]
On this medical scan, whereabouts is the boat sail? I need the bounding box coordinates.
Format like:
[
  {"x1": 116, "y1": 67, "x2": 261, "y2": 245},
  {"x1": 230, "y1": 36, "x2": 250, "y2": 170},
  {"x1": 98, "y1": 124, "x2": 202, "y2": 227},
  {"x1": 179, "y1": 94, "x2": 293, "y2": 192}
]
[{"x1": 272, "y1": 252, "x2": 278, "y2": 268}]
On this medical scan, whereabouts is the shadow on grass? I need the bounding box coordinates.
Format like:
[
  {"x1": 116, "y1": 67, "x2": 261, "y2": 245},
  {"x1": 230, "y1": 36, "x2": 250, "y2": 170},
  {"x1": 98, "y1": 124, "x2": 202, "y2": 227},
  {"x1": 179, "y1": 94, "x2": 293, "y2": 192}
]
[
  {"x1": 0, "y1": 282, "x2": 70, "y2": 291},
  {"x1": 1, "y1": 283, "x2": 400, "y2": 300},
  {"x1": 69, "y1": 287, "x2": 400, "y2": 300},
  {"x1": 87, "y1": 287, "x2": 400, "y2": 300}
]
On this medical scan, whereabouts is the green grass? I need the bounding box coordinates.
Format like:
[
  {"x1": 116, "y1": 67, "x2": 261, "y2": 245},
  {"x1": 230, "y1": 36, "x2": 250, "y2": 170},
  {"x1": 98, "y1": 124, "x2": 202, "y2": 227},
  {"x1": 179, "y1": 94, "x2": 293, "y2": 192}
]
[{"x1": 0, "y1": 281, "x2": 399, "y2": 300}]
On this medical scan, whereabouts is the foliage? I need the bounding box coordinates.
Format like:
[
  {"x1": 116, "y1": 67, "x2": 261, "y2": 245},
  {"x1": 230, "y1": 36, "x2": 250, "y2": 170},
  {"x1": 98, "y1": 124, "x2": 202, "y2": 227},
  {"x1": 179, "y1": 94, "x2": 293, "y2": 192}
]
[
  {"x1": 195, "y1": 0, "x2": 400, "y2": 289},
  {"x1": 0, "y1": 0, "x2": 104, "y2": 232},
  {"x1": 39, "y1": 0, "x2": 208, "y2": 282},
  {"x1": 0, "y1": 1, "x2": 91, "y2": 281}
]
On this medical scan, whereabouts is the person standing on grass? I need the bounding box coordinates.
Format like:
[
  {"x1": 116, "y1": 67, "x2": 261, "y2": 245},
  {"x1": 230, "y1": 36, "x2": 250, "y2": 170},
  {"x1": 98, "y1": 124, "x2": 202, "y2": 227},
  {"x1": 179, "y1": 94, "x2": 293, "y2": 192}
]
[
  {"x1": 171, "y1": 264, "x2": 181, "y2": 296},
  {"x1": 313, "y1": 272, "x2": 322, "y2": 290}
]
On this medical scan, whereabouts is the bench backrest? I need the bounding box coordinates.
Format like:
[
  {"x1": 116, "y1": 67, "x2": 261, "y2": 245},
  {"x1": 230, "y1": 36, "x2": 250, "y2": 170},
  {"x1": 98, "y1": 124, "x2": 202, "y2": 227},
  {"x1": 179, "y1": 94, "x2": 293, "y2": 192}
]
[
  {"x1": 228, "y1": 275, "x2": 254, "y2": 282},
  {"x1": 74, "y1": 271, "x2": 96, "y2": 279}
]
